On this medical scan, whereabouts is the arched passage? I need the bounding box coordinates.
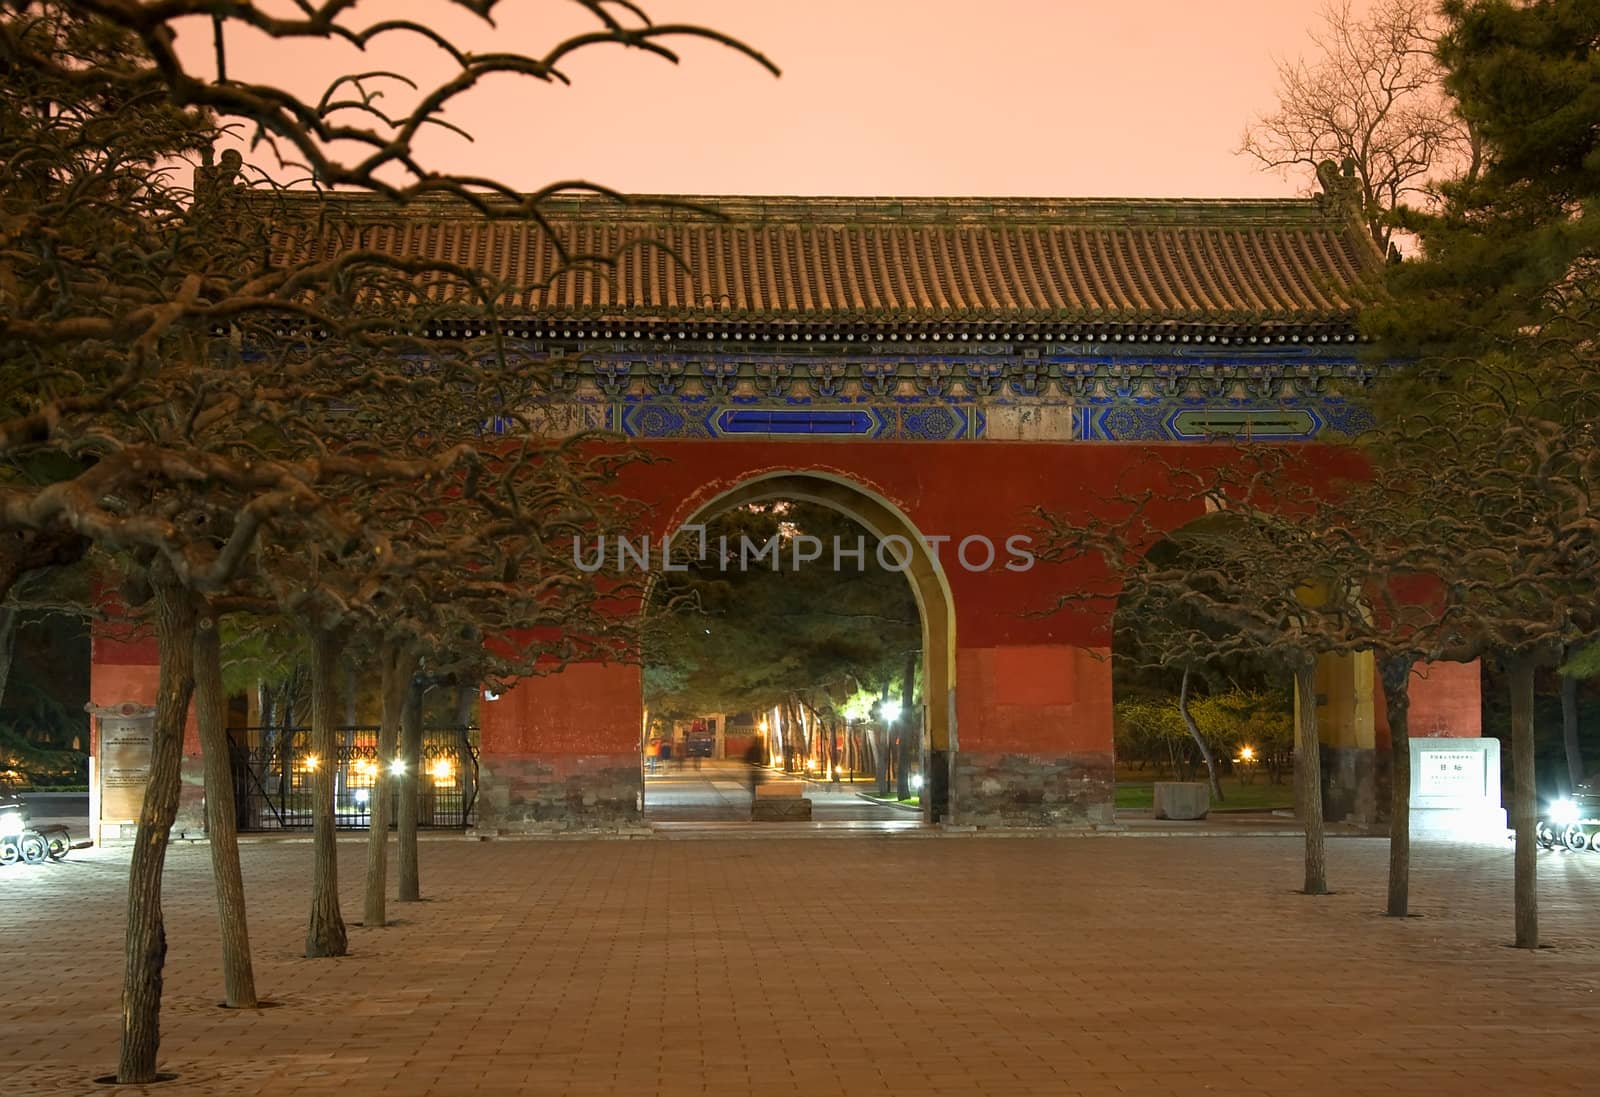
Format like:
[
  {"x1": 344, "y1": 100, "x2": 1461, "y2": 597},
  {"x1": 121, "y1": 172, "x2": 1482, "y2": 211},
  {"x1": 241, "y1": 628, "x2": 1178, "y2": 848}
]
[
  {"x1": 1107, "y1": 511, "x2": 1486, "y2": 825},
  {"x1": 657, "y1": 471, "x2": 957, "y2": 822}
]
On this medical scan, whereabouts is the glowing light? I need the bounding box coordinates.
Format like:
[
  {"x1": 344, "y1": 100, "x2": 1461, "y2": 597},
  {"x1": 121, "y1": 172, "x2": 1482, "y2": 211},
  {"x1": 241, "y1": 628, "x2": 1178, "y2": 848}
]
[
  {"x1": 881, "y1": 699, "x2": 903, "y2": 723},
  {"x1": 302, "y1": 755, "x2": 319, "y2": 772},
  {"x1": 430, "y1": 759, "x2": 454, "y2": 782},
  {"x1": 1238, "y1": 746, "x2": 1255, "y2": 763},
  {"x1": 389, "y1": 758, "x2": 406, "y2": 775},
  {"x1": 1551, "y1": 798, "x2": 1580, "y2": 825},
  {"x1": 910, "y1": 774, "x2": 924, "y2": 791},
  {"x1": 354, "y1": 789, "x2": 369, "y2": 805},
  {"x1": 805, "y1": 758, "x2": 818, "y2": 770}
]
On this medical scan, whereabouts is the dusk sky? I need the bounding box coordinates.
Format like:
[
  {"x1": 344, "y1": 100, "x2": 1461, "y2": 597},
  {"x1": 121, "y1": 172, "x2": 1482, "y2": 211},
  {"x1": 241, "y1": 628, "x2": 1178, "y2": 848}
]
[{"x1": 194, "y1": 1, "x2": 1359, "y2": 200}]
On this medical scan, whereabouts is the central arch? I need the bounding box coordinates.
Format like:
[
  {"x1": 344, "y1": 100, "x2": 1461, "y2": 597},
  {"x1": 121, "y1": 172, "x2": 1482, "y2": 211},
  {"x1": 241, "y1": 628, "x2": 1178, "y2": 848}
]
[{"x1": 660, "y1": 470, "x2": 958, "y2": 821}]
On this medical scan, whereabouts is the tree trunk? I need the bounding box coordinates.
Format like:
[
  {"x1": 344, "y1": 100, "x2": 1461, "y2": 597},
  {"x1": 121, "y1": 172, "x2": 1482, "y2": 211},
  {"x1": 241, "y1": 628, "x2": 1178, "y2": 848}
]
[
  {"x1": 276, "y1": 683, "x2": 293, "y2": 812},
  {"x1": 1508, "y1": 656, "x2": 1539, "y2": 950},
  {"x1": 453, "y1": 684, "x2": 477, "y2": 826},
  {"x1": 343, "y1": 661, "x2": 359, "y2": 725},
  {"x1": 1292, "y1": 661, "x2": 1328, "y2": 896},
  {"x1": 784, "y1": 696, "x2": 800, "y2": 771},
  {"x1": 0, "y1": 606, "x2": 18, "y2": 712},
  {"x1": 398, "y1": 677, "x2": 425, "y2": 902},
  {"x1": 194, "y1": 604, "x2": 258, "y2": 1007},
  {"x1": 117, "y1": 568, "x2": 196, "y2": 1084},
  {"x1": 1379, "y1": 655, "x2": 1413, "y2": 918},
  {"x1": 883, "y1": 684, "x2": 896, "y2": 796},
  {"x1": 1561, "y1": 666, "x2": 1584, "y2": 791},
  {"x1": 1178, "y1": 668, "x2": 1223, "y2": 802},
  {"x1": 363, "y1": 639, "x2": 417, "y2": 928},
  {"x1": 305, "y1": 625, "x2": 348, "y2": 958},
  {"x1": 896, "y1": 653, "x2": 916, "y2": 800}
]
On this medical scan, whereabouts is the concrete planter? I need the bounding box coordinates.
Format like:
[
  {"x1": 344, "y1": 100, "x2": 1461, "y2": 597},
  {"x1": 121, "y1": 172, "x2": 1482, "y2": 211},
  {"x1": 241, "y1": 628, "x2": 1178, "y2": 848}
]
[{"x1": 1153, "y1": 782, "x2": 1210, "y2": 821}]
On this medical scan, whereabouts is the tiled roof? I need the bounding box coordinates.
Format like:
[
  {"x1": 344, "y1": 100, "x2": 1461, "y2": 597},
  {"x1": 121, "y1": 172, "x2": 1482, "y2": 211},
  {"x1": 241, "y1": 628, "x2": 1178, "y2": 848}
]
[{"x1": 268, "y1": 193, "x2": 1383, "y2": 333}]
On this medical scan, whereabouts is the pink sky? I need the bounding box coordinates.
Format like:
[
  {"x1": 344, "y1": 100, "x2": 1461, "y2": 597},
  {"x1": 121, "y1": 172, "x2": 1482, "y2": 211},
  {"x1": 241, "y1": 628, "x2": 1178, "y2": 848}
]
[{"x1": 192, "y1": 1, "x2": 1351, "y2": 200}]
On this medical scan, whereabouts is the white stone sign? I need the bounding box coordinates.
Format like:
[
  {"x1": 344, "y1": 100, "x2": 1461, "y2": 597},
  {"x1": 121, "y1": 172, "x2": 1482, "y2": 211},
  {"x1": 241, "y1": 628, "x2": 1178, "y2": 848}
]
[
  {"x1": 86, "y1": 702, "x2": 157, "y2": 845},
  {"x1": 1409, "y1": 736, "x2": 1506, "y2": 840}
]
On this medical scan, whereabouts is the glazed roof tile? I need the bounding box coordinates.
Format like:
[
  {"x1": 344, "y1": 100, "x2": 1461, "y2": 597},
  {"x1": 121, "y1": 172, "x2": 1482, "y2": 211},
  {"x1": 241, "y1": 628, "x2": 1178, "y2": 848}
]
[{"x1": 267, "y1": 193, "x2": 1384, "y2": 330}]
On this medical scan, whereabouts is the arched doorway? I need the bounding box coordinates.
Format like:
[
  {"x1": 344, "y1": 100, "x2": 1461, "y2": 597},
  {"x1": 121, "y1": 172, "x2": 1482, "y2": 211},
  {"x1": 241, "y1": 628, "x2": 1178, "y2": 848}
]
[{"x1": 654, "y1": 471, "x2": 956, "y2": 823}]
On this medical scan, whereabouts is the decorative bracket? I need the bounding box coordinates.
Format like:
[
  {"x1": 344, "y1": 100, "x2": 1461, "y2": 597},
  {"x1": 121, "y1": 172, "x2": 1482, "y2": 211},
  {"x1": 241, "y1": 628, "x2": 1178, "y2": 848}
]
[
  {"x1": 807, "y1": 362, "x2": 848, "y2": 398},
  {"x1": 754, "y1": 362, "x2": 793, "y2": 398},
  {"x1": 965, "y1": 363, "x2": 1004, "y2": 397},
  {"x1": 861, "y1": 363, "x2": 901, "y2": 397},
  {"x1": 594, "y1": 362, "x2": 631, "y2": 397},
  {"x1": 699, "y1": 361, "x2": 739, "y2": 396},
  {"x1": 647, "y1": 361, "x2": 684, "y2": 395}
]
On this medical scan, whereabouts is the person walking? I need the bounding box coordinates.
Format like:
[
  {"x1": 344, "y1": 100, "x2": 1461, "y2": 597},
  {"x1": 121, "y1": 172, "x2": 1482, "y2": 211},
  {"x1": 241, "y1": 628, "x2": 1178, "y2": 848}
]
[{"x1": 743, "y1": 738, "x2": 764, "y2": 806}]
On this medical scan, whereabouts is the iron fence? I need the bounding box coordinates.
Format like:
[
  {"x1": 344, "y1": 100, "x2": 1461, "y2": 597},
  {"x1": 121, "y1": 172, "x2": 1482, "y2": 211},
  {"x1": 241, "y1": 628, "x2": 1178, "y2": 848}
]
[{"x1": 231, "y1": 725, "x2": 479, "y2": 831}]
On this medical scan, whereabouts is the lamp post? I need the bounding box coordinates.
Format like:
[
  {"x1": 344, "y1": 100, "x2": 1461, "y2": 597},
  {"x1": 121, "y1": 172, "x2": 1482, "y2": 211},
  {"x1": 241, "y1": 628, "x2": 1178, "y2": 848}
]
[{"x1": 879, "y1": 699, "x2": 901, "y2": 797}]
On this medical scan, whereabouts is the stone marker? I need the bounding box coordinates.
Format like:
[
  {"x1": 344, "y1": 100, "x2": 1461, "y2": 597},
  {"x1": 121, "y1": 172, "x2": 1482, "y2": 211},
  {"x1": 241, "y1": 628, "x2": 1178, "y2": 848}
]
[
  {"x1": 1153, "y1": 782, "x2": 1210, "y2": 821},
  {"x1": 1409, "y1": 737, "x2": 1507, "y2": 840}
]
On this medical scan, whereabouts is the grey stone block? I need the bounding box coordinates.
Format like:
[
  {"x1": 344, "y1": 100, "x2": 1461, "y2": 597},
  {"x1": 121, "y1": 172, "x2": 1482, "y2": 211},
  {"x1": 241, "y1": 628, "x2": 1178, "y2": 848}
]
[
  {"x1": 751, "y1": 797, "x2": 812, "y2": 821},
  {"x1": 1153, "y1": 782, "x2": 1210, "y2": 820}
]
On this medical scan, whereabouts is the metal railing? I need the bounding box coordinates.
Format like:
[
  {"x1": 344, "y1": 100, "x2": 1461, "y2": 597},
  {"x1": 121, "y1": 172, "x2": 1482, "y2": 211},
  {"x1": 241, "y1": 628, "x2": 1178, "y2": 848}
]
[{"x1": 230, "y1": 725, "x2": 479, "y2": 831}]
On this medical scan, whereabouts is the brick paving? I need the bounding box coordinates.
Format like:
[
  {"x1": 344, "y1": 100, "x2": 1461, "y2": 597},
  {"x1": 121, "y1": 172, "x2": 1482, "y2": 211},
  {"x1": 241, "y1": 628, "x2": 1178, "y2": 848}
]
[{"x1": 1, "y1": 833, "x2": 1597, "y2": 1096}]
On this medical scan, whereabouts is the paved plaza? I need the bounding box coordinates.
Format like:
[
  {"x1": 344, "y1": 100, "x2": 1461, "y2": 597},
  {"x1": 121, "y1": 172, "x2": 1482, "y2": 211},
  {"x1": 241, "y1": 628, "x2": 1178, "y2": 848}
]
[{"x1": 1, "y1": 830, "x2": 1597, "y2": 1096}]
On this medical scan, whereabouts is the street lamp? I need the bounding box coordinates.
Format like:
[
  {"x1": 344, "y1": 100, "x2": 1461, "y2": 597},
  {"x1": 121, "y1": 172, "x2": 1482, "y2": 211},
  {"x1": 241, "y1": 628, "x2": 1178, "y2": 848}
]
[{"x1": 876, "y1": 699, "x2": 902, "y2": 797}]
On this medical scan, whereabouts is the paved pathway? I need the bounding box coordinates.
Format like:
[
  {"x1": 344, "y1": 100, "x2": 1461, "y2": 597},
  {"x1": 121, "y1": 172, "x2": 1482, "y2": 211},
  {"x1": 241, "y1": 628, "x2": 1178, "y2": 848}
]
[
  {"x1": 645, "y1": 760, "x2": 912, "y2": 823},
  {"x1": 1, "y1": 833, "x2": 1597, "y2": 1096}
]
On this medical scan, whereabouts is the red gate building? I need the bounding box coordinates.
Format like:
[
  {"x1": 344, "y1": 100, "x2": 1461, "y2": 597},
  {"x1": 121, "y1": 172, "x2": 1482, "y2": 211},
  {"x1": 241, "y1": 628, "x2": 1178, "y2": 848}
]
[{"x1": 91, "y1": 178, "x2": 1482, "y2": 832}]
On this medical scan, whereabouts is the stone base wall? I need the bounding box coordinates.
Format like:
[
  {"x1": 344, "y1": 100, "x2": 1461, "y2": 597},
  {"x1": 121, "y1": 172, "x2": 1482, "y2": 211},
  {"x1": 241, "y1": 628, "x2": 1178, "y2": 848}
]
[
  {"x1": 950, "y1": 750, "x2": 1114, "y2": 828},
  {"x1": 925, "y1": 748, "x2": 951, "y2": 823},
  {"x1": 1321, "y1": 744, "x2": 1377, "y2": 824},
  {"x1": 475, "y1": 754, "x2": 643, "y2": 833}
]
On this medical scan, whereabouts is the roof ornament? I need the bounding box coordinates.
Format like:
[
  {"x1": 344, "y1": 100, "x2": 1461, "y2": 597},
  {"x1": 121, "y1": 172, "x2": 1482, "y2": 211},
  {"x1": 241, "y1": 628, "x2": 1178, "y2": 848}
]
[{"x1": 1315, "y1": 157, "x2": 1363, "y2": 214}]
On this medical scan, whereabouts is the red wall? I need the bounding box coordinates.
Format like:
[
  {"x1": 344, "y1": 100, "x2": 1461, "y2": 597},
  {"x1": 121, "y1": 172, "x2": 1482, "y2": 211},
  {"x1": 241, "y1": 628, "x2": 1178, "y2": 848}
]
[
  {"x1": 957, "y1": 644, "x2": 1113, "y2": 754},
  {"x1": 90, "y1": 631, "x2": 200, "y2": 755},
  {"x1": 479, "y1": 661, "x2": 641, "y2": 757},
  {"x1": 1375, "y1": 660, "x2": 1483, "y2": 749}
]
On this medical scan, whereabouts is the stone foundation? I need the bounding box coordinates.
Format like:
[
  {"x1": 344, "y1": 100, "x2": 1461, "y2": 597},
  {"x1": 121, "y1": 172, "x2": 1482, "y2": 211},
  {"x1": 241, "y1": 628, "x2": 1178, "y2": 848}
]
[
  {"x1": 949, "y1": 751, "x2": 1114, "y2": 828},
  {"x1": 925, "y1": 748, "x2": 951, "y2": 823},
  {"x1": 475, "y1": 754, "x2": 643, "y2": 832}
]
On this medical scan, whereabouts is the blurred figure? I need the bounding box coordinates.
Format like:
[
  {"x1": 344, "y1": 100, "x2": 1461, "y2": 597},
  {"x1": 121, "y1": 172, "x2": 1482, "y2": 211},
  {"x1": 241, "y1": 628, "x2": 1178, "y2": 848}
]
[{"x1": 743, "y1": 738, "x2": 764, "y2": 804}]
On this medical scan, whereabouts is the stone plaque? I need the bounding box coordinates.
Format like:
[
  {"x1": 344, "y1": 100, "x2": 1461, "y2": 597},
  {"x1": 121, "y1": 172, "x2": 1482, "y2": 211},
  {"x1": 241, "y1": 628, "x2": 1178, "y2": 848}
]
[
  {"x1": 1408, "y1": 736, "x2": 1506, "y2": 839},
  {"x1": 1417, "y1": 749, "x2": 1486, "y2": 798},
  {"x1": 88, "y1": 702, "x2": 157, "y2": 828}
]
